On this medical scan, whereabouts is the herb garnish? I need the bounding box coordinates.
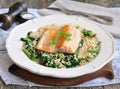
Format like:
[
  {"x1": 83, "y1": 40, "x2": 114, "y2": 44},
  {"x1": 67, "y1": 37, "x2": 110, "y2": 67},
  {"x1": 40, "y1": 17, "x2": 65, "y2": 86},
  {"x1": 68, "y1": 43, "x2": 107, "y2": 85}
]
[
  {"x1": 60, "y1": 31, "x2": 72, "y2": 41},
  {"x1": 50, "y1": 39, "x2": 56, "y2": 45},
  {"x1": 82, "y1": 29, "x2": 96, "y2": 37}
]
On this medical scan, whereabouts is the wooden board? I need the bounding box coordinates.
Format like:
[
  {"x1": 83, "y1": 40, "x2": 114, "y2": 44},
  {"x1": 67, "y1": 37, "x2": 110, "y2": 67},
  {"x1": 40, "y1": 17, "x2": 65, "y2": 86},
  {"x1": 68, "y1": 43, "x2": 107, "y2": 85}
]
[{"x1": 9, "y1": 62, "x2": 114, "y2": 86}]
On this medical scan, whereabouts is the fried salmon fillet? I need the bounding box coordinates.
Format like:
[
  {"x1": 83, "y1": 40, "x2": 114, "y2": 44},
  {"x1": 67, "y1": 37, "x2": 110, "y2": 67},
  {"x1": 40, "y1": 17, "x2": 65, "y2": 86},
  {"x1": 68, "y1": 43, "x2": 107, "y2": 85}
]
[{"x1": 36, "y1": 25, "x2": 81, "y2": 54}]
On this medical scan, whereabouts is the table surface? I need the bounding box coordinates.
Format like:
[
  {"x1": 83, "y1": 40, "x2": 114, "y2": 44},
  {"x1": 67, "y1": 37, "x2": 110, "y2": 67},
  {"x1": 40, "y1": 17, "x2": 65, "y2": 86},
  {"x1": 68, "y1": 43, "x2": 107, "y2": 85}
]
[{"x1": 0, "y1": 1, "x2": 120, "y2": 88}]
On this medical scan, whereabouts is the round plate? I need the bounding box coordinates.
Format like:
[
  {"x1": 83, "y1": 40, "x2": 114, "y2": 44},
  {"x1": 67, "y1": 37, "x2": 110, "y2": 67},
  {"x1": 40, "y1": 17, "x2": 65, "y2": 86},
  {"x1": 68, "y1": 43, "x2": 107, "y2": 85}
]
[{"x1": 6, "y1": 15, "x2": 114, "y2": 78}]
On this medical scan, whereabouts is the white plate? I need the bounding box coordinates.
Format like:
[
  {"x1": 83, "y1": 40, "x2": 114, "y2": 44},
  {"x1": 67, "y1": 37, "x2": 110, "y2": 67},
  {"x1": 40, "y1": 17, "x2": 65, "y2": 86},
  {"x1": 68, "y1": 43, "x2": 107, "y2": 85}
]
[{"x1": 6, "y1": 15, "x2": 115, "y2": 78}]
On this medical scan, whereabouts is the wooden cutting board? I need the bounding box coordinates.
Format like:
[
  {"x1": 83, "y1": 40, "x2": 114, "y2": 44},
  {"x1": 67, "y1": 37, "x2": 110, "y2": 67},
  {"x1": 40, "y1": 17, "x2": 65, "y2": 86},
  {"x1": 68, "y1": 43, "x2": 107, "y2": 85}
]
[{"x1": 9, "y1": 62, "x2": 114, "y2": 86}]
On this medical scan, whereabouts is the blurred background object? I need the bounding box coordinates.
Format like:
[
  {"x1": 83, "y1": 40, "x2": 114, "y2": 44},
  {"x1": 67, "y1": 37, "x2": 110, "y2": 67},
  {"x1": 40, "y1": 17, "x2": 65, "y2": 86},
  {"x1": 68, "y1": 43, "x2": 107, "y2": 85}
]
[
  {"x1": 0, "y1": 2, "x2": 27, "y2": 30},
  {"x1": 0, "y1": 0, "x2": 120, "y2": 9}
]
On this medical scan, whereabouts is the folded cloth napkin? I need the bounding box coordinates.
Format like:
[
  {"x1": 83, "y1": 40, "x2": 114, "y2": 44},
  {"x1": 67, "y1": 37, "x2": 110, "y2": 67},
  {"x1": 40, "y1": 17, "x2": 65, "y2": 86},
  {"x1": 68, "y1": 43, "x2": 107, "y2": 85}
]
[{"x1": 38, "y1": 0, "x2": 120, "y2": 38}]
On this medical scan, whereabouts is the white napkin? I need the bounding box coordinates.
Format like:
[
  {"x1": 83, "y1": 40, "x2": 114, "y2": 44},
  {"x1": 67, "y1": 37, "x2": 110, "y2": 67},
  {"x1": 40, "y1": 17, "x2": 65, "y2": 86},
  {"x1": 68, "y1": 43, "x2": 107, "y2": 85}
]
[
  {"x1": 0, "y1": 8, "x2": 120, "y2": 87},
  {"x1": 38, "y1": 0, "x2": 120, "y2": 38}
]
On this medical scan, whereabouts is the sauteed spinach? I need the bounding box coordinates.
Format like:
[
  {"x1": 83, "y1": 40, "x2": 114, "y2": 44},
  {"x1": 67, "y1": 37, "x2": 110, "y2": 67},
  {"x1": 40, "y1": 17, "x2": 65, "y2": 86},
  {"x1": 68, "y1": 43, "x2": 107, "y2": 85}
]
[{"x1": 21, "y1": 29, "x2": 100, "y2": 68}]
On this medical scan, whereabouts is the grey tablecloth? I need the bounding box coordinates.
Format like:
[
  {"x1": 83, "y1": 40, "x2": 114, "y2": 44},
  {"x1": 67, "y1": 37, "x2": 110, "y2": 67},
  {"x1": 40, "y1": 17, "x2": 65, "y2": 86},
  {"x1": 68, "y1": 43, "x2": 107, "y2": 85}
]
[{"x1": 0, "y1": 8, "x2": 120, "y2": 87}]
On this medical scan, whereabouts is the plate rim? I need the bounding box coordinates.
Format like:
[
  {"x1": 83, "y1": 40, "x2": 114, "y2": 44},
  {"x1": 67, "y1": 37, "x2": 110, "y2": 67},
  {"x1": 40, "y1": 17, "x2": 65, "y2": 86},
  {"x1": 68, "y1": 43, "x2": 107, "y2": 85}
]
[{"x1": 6, "y1": 15, "x2": 115, "y2": 78}]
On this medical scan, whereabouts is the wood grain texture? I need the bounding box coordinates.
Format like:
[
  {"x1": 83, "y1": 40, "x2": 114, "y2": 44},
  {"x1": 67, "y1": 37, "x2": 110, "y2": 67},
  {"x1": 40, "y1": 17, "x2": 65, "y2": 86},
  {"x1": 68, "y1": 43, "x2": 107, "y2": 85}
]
[
  {"x1": 0, "y1": 0, "x2": 55, "y2": 9},
  {"x1": 0, "y1": 0, "x2": 120, "y2": 89},
  {"x1": 109, "y1": 0, "x2": 120, "y2": 7},
  {"x1": 0, "y1": 0, "x2": 120, "y2": 8},
  {"x1": 8, "y1": 63, "x2": 114, "y2": 86},
  {"x1": 84, "y1": 0, "x2": 110, "y2": 7},
  {"x1": 84, "y1": 0, "x2": 120, "y2": 7}
]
